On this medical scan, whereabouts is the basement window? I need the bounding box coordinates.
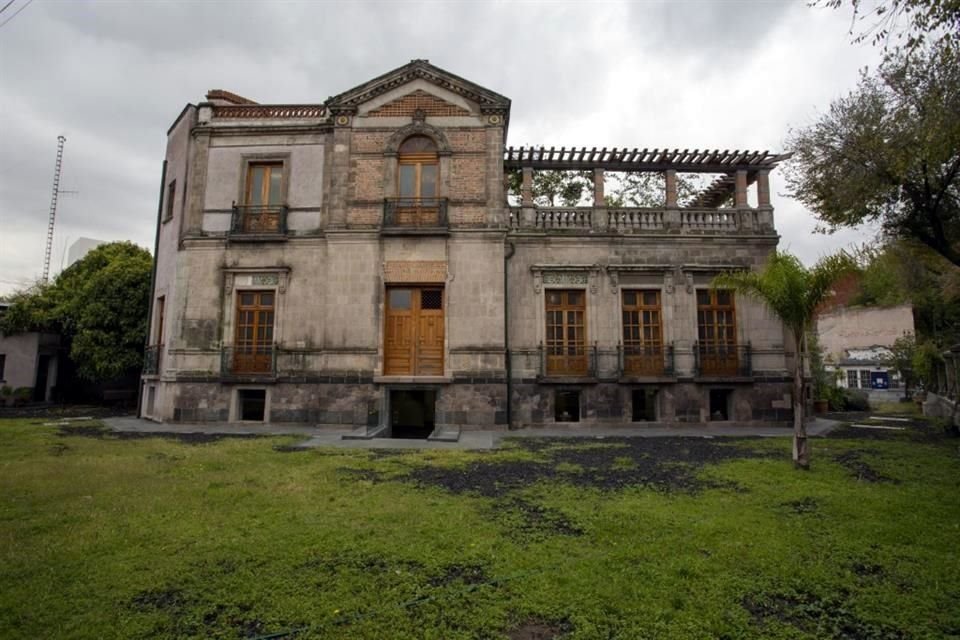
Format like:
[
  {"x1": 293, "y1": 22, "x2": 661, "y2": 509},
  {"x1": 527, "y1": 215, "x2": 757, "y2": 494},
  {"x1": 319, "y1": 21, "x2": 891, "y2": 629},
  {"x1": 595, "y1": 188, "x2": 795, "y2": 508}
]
[
  {"x1": 709, "y1": 389, "x2": 731, "y2": 421},
  {"x1": 238, "y1": 389, "x2": 266, "y2": 422},
  {"x1": 632, "y1": 388, "x2": 658, "y2": 422},
  {"x1": 555, "y1": 390, "x2": 581, "y2": 423}
]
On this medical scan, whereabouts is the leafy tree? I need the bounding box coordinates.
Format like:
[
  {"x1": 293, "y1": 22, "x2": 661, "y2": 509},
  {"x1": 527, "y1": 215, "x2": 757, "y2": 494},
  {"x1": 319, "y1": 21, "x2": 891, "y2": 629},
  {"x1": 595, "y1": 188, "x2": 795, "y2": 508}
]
[
  {"x1": 819, "y1": 0, "x2": 960, "y2": 54},
  {"x1": 1, "y1": 242, "x2": 153, "y2": 382},
  {"x1": 881, "y1": 333, "x2": 918, "y2": 397},
  {"x1": 505, "y1": 169, "x2": 593, "y2": 206},
  {"x1": 785, "y1": 43, "x2": 960, "y2": 266},
  {"x1": 608, "y1": 172, "x2": 708, "y2": 208},
  {"x1": 714, "y1": 251, "x2": 856, "y2": 469}
]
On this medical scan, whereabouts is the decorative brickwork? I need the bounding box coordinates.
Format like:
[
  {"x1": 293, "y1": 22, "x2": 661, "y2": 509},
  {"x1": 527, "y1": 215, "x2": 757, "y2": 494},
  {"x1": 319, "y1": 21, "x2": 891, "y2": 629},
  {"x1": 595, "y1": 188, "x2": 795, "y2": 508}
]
[
  {"x1": 445, "y1": 130, "x2": 487, "y2": 153},
  {"x1": 449, "y1": 206, "x2": 487, "y2": 225},
  {"x1": 368, "y1": 90, "x2": 470, "y2": 118},
  {"x1": 450, "y1": 157, "x2": 486, "y2": 200},
  {"x1": 352, "y1": 157, "x2": 386, "y2": 200},
  {"x1": 352, "y1": 131, "x2": 393, "y2": 153},
  {"x1": 383, "y1": 261, "x2": 447, "y2": 283}
]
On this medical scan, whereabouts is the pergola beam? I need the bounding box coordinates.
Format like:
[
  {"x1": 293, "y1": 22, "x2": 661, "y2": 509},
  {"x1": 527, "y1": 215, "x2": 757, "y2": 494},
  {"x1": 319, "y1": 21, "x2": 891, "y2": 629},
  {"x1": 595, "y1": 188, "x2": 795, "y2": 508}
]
[{"x1": 505, "y1": 145, "x2": 790, "y2": 173}]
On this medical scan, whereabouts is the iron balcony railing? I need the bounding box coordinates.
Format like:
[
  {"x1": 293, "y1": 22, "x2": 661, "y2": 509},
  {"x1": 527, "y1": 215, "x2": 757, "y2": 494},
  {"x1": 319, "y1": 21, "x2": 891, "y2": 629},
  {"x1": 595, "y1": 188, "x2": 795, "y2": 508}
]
[
  {"x1": 538, "y1": 342, "x2": 598, "y2": 378},
  {"x1": 221, "y1": 345, "x2": 276, "y2": 377},
  {"x1": 230, "y1": 204, "x2": 288, "y2": 236},
  {"x1": 618, "y1": 342, "x2": 675, "y2": 378},
  {"x1": 143, "y1": 344, "x2": 161, "y2": 375},
  {"x1": 383, "y1": 197, "x2": 449, "y2": 228},
  {"x1": 694, "y1": 341, "x2": 752, "y2": 377}
]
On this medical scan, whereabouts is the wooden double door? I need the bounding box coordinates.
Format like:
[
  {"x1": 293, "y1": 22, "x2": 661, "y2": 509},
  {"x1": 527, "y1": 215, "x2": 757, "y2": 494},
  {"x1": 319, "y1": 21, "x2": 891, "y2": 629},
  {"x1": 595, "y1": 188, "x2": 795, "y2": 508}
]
[{"x1": 384, "y1": 287, "x2": 444, "y2": 376}]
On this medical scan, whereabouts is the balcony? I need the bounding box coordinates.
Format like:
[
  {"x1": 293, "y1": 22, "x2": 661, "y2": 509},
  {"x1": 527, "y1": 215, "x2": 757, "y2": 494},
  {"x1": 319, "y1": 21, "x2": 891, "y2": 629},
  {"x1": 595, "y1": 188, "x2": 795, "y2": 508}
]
[
  {"x1": 143, "y1": 344, "x2": 161, "y2": 375},
  {"x1": 383, "y1": 198, "x2": 449, "y2": 233},
  {"x1": 694, "y1": 342, "x2": 752, "y2": 378},
  {"x1": 221, "y1": 345, "x2": 276, "y2": 378},
  {"x1": 229, "y1": 204, "x2": 288, "y2": 239},
  {"x1": 618, "y1": 343, "x2": 675, "y2": 379},
  {"x1": 507, "y1": 205, "x2": 769, "y2": 235},
  {"x1": 538, "y1": 343, "x2": 598, "y2": 381}
]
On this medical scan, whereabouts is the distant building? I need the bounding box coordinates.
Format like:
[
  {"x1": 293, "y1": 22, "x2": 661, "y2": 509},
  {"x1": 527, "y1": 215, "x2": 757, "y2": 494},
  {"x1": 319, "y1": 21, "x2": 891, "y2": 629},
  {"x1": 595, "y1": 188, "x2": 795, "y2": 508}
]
[
  {"x1": 66, "y1": 238, "x2": 106, "y2": 267},
  {"x1": 0, "y1": 302, "x2": 59, "y2": 402},
  {"x1": 816, "y1": 304, "x2": 914, "y2": 396}
]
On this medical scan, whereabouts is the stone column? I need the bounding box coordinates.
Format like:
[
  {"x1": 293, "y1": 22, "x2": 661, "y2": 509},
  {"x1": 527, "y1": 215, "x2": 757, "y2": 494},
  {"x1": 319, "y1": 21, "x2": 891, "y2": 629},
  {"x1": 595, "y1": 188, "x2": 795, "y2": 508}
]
[
  {"x1": 592, "y1": 168, "x2": 608, "y2": 230},
  {"x1": 756, "y1": 170, "x2": 771, "y2": 207},
  {"x1": 521, "y1": 167, "x2": 536, "y2": 227},
  {"x1": 665, "y1": 169, "x2": 678, "y2": 208},
  {"x1": 734, "y1": 170, "x2": 748, "y2": 208},
  {"x1": 521, "y1": 167, "x2": 533, "y2": 206}
]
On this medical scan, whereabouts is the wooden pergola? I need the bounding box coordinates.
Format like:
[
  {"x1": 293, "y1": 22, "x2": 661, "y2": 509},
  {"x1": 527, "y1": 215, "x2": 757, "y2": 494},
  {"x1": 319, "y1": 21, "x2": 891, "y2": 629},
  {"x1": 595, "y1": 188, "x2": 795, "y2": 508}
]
[{"x1": 504, "y1": 146, "x2": 791, "y2": 208}]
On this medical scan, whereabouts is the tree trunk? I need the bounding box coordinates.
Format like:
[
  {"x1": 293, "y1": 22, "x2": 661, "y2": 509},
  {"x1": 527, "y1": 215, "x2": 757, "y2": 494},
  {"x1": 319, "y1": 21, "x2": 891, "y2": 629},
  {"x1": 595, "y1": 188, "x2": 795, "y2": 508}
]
[{"x1": 793, "y1": 332, "x2": 810, "y2": 470}]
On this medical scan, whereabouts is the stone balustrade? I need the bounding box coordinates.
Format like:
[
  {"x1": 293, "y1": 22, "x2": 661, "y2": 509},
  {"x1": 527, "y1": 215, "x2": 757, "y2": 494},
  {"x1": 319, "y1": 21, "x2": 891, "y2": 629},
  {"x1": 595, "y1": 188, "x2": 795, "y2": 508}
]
[{"x1": 508, "y1": 206, "x2": 773, "y2": 234}]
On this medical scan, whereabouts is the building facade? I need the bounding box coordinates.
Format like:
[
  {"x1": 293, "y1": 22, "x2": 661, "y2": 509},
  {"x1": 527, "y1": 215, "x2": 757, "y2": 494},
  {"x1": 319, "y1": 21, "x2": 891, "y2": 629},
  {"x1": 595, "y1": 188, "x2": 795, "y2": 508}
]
[{"x1": 141, "y1": 60, "x2": 795, "y2": 433}]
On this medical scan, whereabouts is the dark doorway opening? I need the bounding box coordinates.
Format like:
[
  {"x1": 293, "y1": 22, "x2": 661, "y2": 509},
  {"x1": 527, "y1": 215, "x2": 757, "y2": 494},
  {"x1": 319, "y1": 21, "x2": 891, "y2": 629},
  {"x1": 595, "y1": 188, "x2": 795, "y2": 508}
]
[
  {"x1": 632, "y1": 388, "x2": 658, "y2": 422},
  {"x1": 238, "y1": 389, "x2": 266, "y2": 421},
  {"x1": 33, "y1": 355, "x2": 51, "y2": 402},
  {"x1": 390, "y1": 389, "x2": 436, "y2": 439},
  {"x1": 709, "y1": 389, "x2": 732, "y2": 421},
  {"x1": 555, "y1": 390, "x2": 581, "y2": 422}
]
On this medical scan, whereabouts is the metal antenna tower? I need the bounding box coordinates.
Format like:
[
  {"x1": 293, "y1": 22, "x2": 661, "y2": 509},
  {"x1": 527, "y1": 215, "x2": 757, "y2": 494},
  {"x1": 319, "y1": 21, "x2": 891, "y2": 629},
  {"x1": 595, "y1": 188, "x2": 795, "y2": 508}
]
[{"x1": 42, "y1": 135, "x2": 66, "y2": 283}]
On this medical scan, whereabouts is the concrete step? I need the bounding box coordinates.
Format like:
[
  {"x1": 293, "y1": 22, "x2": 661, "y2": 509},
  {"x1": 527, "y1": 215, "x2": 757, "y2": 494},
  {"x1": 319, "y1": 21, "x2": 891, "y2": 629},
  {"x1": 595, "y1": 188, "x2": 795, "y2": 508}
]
[
  {"x1": 428, "y1": 425, "x2": 461, "y2": 442},
  {"x1": 342, "y1": 424, "x2": 389, "y2": 440}
]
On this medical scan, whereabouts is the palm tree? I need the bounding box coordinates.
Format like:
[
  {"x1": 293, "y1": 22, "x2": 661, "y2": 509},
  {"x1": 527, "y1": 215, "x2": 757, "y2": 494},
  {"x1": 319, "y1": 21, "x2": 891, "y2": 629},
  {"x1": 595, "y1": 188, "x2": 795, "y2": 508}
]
[{"x1": 714, "y1": 251, "x2": 854, "y2": 469}]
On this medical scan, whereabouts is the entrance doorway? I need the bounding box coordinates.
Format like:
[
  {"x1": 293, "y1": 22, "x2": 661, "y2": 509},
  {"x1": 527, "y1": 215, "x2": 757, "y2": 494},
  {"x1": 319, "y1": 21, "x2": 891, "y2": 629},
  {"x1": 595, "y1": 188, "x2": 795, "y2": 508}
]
[
  {"x1": 384, "y1": 287, "x2": 444, "y2": 376},
  {"x1": 389, "y1": 389, "x2": 436, "y2": 439}
]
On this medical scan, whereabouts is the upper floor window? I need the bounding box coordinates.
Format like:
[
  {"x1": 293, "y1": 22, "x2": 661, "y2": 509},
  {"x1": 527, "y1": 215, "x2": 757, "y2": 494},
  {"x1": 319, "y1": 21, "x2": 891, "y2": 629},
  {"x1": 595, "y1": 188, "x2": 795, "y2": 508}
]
[
  {"x1": 246, "y1": 162, "x2": 284, "y2": 206},
  {"x1": 696, "y1": 288, "x2": 739, "y2": 376},
  {"x1": 398, "y1": 136, "x2": 438, "y2": 199},
  {"x1": 164, "y1": 180, "x2": 176, "y2": 222}
]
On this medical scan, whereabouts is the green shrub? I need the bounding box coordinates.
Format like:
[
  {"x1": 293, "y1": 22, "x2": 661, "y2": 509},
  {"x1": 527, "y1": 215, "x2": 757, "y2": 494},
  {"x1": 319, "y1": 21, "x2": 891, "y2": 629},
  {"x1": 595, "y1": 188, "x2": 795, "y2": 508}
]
[
  {"x1": 12, "y1": 387, "x2": 32, "y2": 407},
  {"x1": 842, "y1": 388, "x2": 870, "y2": 411}
]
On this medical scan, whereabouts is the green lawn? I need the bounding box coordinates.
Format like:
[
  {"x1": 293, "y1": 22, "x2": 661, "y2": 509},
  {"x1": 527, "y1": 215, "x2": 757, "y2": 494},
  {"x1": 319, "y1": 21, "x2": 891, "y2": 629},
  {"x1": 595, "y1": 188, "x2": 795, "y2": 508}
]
[{"x1": 1, "y1": 413, "x2": 958, "y2": 639}]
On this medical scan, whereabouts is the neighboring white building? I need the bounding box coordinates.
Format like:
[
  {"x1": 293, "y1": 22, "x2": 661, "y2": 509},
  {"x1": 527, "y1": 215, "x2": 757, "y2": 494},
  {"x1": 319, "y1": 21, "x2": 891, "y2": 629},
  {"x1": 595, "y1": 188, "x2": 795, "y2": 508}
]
[
  {"x1": 66, "y1": 238, "x2": 106, "y2": 267},
  {"x1": 816, "y1": 304, "x2": 914, "y2": 396},
  {"x1": 0, "y1": 302, "x2": 59, "y2": 402}
]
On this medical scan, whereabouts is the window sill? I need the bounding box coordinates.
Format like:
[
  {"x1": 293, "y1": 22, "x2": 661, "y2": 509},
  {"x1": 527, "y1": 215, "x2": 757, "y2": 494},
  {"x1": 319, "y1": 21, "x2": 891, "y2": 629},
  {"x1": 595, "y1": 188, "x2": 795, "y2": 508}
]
[
  {"x1": 536, "y1": 376, "x2": 597, "y2": 385},
  {"x1": 374, "y1": 375, "x2": 453, "y2": 385},
  {"x1": 618, "y1": 375, "x2": 678, "y2": 384}
]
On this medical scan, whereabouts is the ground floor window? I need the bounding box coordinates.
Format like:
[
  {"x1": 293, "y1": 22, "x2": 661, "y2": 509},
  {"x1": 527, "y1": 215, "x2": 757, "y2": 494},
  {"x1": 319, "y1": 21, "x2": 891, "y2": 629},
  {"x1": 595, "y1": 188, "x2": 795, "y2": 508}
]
[
  {"x1": 709, "y1": 389, "x2": 732, "y2": 421},
  {"x1": 238, "y1": 389, "x2": 266, "y2": 421},
  {"x1": 847, "y1": 370, "x2": 858, "y2": 388},
  {"x1": 859, "y1": 369, "x2": 871, "y2": 389},
  {"x1": 555, "y1": 390, "x2": 581, "y2": 422},
  {"x1": 632, "y1": 388, "x2": 658, "y2": 422}
]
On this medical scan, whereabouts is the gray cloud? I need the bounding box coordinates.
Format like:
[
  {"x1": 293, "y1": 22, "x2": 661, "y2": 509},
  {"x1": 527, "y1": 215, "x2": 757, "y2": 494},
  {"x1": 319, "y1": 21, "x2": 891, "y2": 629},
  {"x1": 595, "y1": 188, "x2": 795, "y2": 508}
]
[{"x1": 0, "y1": 0, "x2": 882, "y2": 294}]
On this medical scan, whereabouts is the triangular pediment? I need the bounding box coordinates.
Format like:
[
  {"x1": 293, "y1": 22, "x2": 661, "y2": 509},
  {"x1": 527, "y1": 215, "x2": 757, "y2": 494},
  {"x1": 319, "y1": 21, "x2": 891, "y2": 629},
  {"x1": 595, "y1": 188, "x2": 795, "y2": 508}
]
[
  {"x1": 325, "y1": 59, "x2": 511, "y2": 117},
  {"x1": 366, "y1": 89, "x2": 471, "y2": 118}
]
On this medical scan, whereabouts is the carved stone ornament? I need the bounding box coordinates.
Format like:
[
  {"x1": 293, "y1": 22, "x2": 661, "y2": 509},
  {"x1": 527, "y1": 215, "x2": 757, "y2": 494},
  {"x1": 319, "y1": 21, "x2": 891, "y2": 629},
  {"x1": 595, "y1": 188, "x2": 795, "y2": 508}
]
[
  {"x1": 533, "y1": 271, "x2": 543, "y2": 294},
  {"x1": 664, "y1": 272, "x2": 675, "y2": 294},
  {"x1": 685, "y1": 273, "x2": 694, "y2": 294},
  {"x1": 385, "y1": 122, "x2": 452, "y2": 155},
  {"x1": 224, "y1": 273, "x2": 234, "y2": 293},
  {"x1": 252, "y1": 273, "x2": 280, "y2": 286},
  {"x1": 542, "y1": 272, "x2": 588, "y2": 286},
  {"x1": 607, "y1": 269, "x2": 620, "y2": 293},
  {"x1": 588, "y1": 269, "x2": 599, "y2": 295},
  {"x1": 412, "y1": 108, "x2": 426, "y2": 123}
]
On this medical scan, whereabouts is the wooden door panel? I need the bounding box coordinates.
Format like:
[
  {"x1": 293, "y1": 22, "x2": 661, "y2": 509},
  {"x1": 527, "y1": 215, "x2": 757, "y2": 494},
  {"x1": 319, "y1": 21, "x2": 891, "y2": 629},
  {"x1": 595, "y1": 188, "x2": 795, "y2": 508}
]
[{"x1": 384, "y1": 287, "x2": 444, "y2": 376}]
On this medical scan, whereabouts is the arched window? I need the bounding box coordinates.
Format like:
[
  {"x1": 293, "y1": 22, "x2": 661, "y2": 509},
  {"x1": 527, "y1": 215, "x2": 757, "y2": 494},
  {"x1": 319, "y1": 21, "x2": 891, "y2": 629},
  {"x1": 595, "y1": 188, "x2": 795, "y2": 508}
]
[{"x1": 398, "y1": 135, "x2": 438, "y2": 200}]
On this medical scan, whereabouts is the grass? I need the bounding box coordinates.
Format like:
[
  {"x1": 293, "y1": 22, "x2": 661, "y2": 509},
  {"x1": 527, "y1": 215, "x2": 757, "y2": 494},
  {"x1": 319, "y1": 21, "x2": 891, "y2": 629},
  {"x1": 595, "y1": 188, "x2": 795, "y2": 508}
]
[{"x1": 1, "y1": 411, "x2": 958, "y2": 639}]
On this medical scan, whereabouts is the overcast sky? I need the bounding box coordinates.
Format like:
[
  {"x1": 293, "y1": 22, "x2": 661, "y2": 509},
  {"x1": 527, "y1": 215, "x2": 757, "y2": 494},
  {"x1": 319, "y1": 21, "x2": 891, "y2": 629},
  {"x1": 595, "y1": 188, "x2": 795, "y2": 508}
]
[{"x1": 0, "y1": 0, "x2": 883, "y2": 295}]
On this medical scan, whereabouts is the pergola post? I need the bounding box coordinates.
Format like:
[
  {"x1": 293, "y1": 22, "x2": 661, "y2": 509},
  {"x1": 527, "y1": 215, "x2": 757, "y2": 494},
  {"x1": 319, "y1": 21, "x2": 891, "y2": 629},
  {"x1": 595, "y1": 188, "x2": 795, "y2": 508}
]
[
  {"x1": 734, "y1": 170, "x2": 748, "y2": 208},
  {"x1": 756, "y1": 169, "x2": 773, "y2": 230},
  {"x1": 592, "y1": 168, "x2": 607, "y2": 230},
  {"x1": 665, "y1": 169, "x2": 678, "y2": 208},
  {"x1": 521, "y1": 167, "x2": 533, "y2": 206}
]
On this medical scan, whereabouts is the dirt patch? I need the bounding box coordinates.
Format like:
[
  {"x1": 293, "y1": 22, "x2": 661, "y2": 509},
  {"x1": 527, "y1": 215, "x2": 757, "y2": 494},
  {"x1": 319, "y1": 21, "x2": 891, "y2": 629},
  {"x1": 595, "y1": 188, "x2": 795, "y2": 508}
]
[
  {"x1": 781, "y1": 497, "x2": 819, "y2": 515},
  {"x1": 56, "y1": 424, "x2": 265, "y2": 445},
  {"x1": 428, "y1": 562, "x2": 488, "y2": 588},
  {"x1": 833, "y1": 451, "x2": 898, "y2": 483},
  {"x1": 828, "y1": 415, "x2": 948, "y2": 444},
  {"x1": 507, "y1": 618, "x2": 574, "y2": 640},
  {"x1": 493, "y1": 497, "x2": 584, "y2": 539},
  {"x1": 130, "y1": 587, "x2": 188, "y2": 611},
  {"x1": 742, "y1": 590, "x2": 907, "y2": 639},
  {"x1": 407, "y1": 437, "x2": 769, "y2": 497}
]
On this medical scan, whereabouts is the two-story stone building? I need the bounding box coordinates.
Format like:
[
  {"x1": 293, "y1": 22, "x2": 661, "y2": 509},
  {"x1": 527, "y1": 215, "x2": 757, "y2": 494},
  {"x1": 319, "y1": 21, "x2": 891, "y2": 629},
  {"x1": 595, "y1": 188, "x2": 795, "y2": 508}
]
[{"x1": 141, "y1": 60, "x2": 795, "y2": 436}]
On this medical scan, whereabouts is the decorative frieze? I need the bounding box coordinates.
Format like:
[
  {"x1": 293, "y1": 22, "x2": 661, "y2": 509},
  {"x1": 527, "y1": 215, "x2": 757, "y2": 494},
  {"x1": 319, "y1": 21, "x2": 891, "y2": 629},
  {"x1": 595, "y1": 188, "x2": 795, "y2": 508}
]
[{"x1": 383, "y1": 260, "x2": 447, "y2": 283}]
